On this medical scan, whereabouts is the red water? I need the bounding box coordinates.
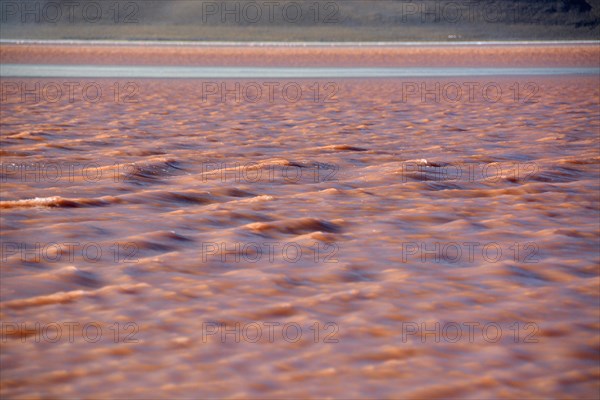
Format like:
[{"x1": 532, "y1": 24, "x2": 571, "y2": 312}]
[{"x1": 1, "y1": 45, "x2": 599, "y2": 399}]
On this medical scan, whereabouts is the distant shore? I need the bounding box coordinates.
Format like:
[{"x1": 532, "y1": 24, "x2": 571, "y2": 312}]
[{"x1": 2, "y1": 42, "x2": 598, "y2": 69}]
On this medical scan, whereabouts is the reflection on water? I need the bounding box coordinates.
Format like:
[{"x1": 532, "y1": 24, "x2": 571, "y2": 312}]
[{"x1": 1, "y1": 51, "x2": 599, "y2": 398}]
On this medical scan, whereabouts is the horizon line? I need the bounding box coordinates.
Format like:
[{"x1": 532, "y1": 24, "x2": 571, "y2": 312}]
[
  {"x1": 1, "y1": 39, "x2": 599, "y2": 47},
  {"x1": 2, "y1": 64, "x2": 598, "y2": 78}
]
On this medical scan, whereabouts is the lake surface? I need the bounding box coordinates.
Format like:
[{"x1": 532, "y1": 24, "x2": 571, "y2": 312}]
[{"x1": 1, "y1": 43, "x2": 599, "y2": 399}]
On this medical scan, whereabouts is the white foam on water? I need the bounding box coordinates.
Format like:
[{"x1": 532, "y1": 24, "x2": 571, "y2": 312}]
[{"x1": 0, "y1": 196, "x2": 63, "y2": 208}]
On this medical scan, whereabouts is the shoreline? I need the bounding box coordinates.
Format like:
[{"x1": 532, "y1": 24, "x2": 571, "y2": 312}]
[{"x1": 2, "y1": 65, "x2": 598, "y2": 78}]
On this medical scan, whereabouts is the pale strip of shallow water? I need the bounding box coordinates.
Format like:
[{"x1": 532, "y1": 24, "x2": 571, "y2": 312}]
[{"x1": 2, "y1": 64, "x2": 598, "y2": 78}]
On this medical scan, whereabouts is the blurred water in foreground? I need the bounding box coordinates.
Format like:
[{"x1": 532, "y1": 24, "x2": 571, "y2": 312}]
[{"x1": 1, "y1": 44, "x2": 599, "y2": 398}]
